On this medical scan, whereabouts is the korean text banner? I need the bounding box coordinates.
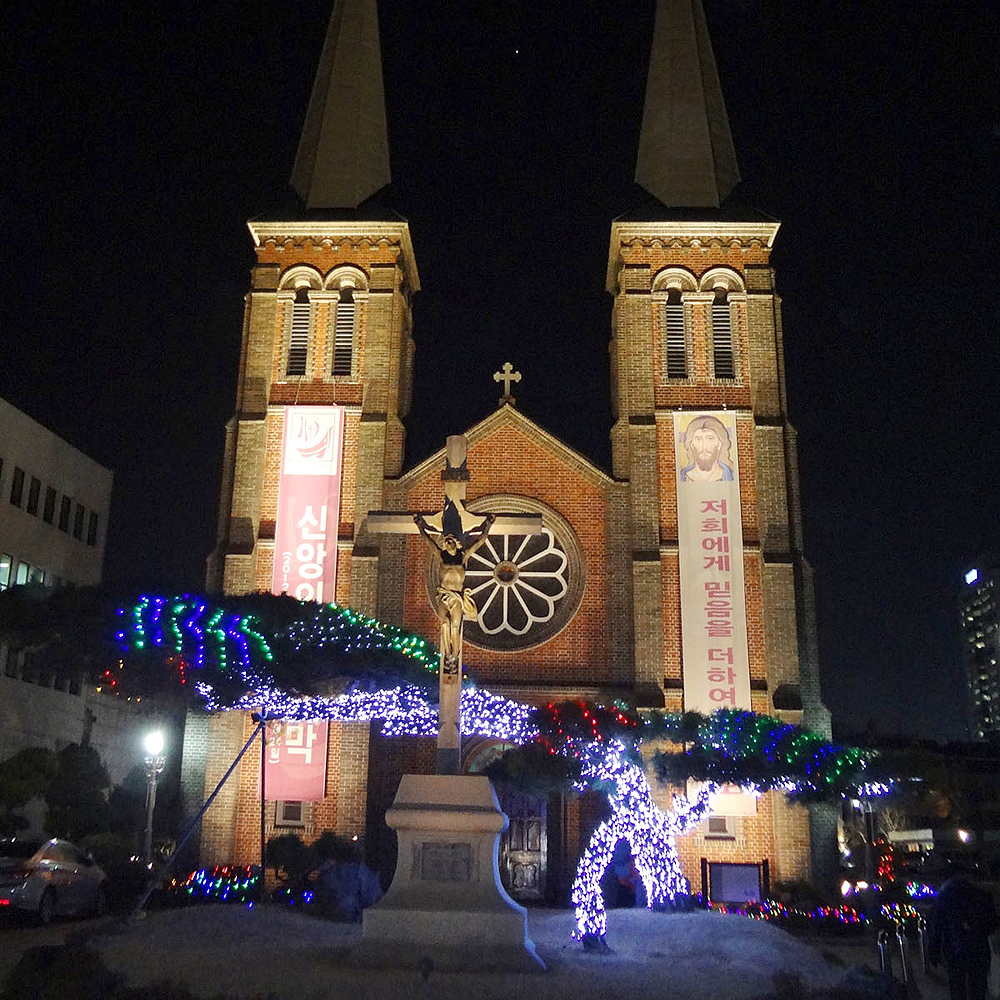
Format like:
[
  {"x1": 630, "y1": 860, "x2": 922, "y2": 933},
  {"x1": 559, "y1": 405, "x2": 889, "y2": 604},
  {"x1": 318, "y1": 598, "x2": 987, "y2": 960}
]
[
  {"x1": 271, "y1": 406, "x2": 345, "y2": 602},
  {"x1": 673, "y1": 411, "x2": 751, "y2": 715},
  {"x1": 261, "y1": 721, "x2": 328, "y2": 801}
]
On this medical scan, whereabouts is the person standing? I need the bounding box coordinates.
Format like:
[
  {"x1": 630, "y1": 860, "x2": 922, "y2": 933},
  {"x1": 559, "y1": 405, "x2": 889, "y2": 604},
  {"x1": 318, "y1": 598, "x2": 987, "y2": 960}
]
[{"x1": 928, "y1": 870, "x2": 999, "y2": 1000}]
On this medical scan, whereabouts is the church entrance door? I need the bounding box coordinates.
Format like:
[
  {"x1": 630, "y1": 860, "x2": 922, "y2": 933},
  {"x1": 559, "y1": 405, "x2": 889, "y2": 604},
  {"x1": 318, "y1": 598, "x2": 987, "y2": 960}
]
[
  {"x1": 463, "y1": 739, "x2": 547, "y2": 900},
  {"x1": 498, "y1": 790, "x2": 546, "y2": 900}
]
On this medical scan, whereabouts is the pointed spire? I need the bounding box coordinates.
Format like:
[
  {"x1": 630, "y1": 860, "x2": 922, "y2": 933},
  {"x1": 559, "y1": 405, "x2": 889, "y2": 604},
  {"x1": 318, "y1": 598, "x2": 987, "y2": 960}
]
[
  {"x1": 635, "y1": 0, "x2": 740, "y2": 209},
  {"x1": 290, "y1": 0, "x2": 391, "y2": 210}
]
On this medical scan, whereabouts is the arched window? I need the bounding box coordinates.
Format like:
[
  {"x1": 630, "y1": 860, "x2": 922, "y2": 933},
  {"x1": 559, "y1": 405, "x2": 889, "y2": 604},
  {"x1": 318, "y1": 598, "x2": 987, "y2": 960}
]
[
  {"x1": 287, "y1": 288, "x2": 311, "y2": 376},
  {"x1": 711, "y1": 288, "x2": 735, "y2": 379},
  {"x1": 652, "y1": 267, "x2": 696, "y2": 382},
  {"x1": 663, "y1": 288, "x2": 687, "y2": 379},
  {"x1": 277, "y1": 265, "x2": 323, "y2": 379},
  {"x1": 323, "y1": 264, "x2": 367, "y2": 379},
  {"x1": 332, "y1": 287, "x2": 355, "y2": 376}
]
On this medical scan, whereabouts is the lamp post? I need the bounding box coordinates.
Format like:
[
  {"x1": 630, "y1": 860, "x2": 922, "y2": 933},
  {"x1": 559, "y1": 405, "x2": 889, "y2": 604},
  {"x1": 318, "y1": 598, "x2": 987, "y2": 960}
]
[{"x1": 143, "y1": 729, "x2": 166, "y2": 870}]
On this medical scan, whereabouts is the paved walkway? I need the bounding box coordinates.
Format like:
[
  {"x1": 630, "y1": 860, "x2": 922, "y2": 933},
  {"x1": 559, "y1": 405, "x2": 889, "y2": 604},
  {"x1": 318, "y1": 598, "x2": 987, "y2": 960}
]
[{"x1": 0, "y1": 911, "x2": 957, "y2": 999}]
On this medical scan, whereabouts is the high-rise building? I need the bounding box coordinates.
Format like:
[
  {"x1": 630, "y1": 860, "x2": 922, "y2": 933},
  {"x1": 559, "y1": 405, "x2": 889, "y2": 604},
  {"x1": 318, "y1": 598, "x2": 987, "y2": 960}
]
[
  {"x1": 961, "y1": 560, "x2": 1000, "y2": 739},
  {"x1": 186, "y1": 0, "x2": 831, "y2": 898}
]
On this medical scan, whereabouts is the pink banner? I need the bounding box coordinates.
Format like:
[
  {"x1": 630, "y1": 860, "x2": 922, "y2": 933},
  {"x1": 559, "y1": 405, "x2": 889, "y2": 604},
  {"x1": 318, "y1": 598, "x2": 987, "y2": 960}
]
[
  {"x1": 261, "y1": 720, "x2": 328, "y2": 801},
  {"x1": 675, "y1": 411, "x2": 756, "y2": 816},
  {"x1": 673, "y1": 411, "x2": 751, "y2": 714},
  {"x1": 271, "y1": 406, "x2": 345, "y2": 602}
]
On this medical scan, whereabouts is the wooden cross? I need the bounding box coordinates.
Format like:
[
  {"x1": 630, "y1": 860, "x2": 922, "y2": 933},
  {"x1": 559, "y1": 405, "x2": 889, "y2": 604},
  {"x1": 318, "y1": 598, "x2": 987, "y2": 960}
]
[
  {"x1": 366, "y1": 435, "x2": 541, "y2": 774},
  {"x1": 493, "y1": 362, "x2": 522, "y2": 406}
]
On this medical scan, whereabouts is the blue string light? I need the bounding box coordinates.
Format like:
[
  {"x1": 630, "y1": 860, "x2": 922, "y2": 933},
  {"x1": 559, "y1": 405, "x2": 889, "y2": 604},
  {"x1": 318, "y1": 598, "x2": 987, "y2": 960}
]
[{"x1": 116, "y1": 594, "x2": 888, "y2": 945}]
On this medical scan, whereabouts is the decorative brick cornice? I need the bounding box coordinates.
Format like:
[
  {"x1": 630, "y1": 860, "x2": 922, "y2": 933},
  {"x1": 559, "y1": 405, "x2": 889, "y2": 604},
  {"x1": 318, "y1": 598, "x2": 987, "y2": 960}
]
[
  {"x1": 247, "y1": 221, "x2": 419, "y2": 291},
  {"x1": 606, "y1": 221, "x2": 780, "y2": 292}
]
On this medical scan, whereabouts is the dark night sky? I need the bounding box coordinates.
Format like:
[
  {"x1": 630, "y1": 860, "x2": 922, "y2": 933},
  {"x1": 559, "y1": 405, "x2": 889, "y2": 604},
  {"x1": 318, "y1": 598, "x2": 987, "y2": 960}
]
[{"x1": 2, "y1": 2, "x2": 998, "y2": 742}]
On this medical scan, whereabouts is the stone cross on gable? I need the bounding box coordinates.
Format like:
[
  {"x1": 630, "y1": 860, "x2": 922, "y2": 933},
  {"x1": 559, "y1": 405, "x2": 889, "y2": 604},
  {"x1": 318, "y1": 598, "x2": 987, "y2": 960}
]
[
  {"x1": 493, "y1": 362, "x2": 521, "y2": 406},
  {"x1": 366, "y1": 435, "x2": 541, "y2": 774}
]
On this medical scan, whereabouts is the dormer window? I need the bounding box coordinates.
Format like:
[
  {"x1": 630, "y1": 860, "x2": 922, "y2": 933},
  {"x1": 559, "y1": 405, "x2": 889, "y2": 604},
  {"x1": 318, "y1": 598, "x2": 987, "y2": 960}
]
[{"x1": 287, "y1": 288, "x2": 311, "y2": 376}]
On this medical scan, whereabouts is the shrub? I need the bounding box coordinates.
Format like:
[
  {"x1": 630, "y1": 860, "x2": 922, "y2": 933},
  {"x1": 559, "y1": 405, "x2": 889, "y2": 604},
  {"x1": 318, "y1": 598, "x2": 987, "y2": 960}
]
[
  {"x1": 44, "y1": 744, "x2": 110, "y2": 841},
  {"x1": 772, "y1": 879, "x2": 826, "y2": 908},
  {"x1": 0, "y1": 747, "x2": 58, "y2": 836},
  {"x1": 265, "y1": 833, "x2": 312, "y2": 881},
  {"x1": 311, "y1": 831, "x2": 359, "y2": 864},
  {"x1": 79, "y1": 832, "x2": 148, "y2": 911},
  {"x1": 166, "y1": 865, "x2": 260, "y2": 906}
]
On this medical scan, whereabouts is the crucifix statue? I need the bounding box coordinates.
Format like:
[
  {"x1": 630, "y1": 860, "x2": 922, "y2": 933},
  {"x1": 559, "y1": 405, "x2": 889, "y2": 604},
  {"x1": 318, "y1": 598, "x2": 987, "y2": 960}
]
[
  {"x1": 413, "y1": 510, "x2": 495, "y2": 662},
  {"x1": 366, "y1": 435, "x2": 541, "y2": 774}
]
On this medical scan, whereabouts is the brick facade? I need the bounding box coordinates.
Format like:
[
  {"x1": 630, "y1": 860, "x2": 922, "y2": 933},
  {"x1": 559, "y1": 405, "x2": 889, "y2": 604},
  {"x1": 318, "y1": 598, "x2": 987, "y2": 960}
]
[{"x1": 193, "y1": 210, "x2": 829, "y2": 899}]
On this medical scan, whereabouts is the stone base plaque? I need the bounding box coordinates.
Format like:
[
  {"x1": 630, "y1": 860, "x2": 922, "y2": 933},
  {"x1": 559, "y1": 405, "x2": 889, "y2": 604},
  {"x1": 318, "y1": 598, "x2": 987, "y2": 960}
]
[{"x1": 359, "y1": 774, "x2": 545, "y2": 971}]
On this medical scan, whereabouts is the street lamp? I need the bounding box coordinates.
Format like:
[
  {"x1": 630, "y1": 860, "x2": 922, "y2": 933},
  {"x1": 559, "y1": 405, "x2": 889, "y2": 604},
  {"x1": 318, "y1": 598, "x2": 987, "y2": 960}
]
[{"x1": 143, "y1": 729, "x2": 166, "y2": 869}]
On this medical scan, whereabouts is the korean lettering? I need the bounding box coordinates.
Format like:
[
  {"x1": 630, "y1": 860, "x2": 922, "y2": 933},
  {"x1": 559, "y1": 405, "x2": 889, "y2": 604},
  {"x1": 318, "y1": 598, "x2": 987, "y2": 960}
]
[
  {"x1": 282, "y1": 723, "x2": 319, "y2": 765},
  {"x1": 701, "y1": 516, "x2": 728, "y2": 533},
  {"x1": 708, "y1": 647, "x2": 734, "y2": 663},
  {"x1": 701, "y1": 535, "x2": 729, "y2": 552},
  {"x1": 294, "y1": 505, "x2": 329, "y2": 601},
  {"x1": 298, "y1": 506, "x2": 328, "y2": 539},
  {"x1": 707, "y1": 666, "x2": 737, "y2": 685},
  {"x1": 265, "y1": 720, "x2": 286, "y2": 764}
]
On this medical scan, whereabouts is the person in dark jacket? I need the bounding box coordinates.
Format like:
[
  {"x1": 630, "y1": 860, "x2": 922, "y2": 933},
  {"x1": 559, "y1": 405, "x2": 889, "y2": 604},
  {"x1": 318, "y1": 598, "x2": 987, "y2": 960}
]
[{"x1": 928, "y1": 872, "x2": 999, "y2": 1000}]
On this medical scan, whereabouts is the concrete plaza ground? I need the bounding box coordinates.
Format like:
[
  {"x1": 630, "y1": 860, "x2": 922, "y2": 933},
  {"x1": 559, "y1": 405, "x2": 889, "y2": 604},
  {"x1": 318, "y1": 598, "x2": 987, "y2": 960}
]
[{"x1": 0, "y1": 905, "x2": 955, "y2": 999}]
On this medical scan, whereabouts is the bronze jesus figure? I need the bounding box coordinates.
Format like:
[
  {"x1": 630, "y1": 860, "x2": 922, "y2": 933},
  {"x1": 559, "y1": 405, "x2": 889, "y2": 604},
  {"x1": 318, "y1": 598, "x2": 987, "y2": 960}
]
[{"x1": 414, "y1": 511, "x2": 496, "y2": 660}]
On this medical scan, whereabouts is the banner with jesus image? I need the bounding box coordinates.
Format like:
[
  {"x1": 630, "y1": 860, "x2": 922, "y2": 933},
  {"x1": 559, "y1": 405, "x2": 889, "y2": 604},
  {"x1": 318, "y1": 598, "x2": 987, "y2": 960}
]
[
  {"x1": 674, "y1": 411, "x2": 754, "y2": 815},
  {"x1": 674, "y1": 411, "x2": 751, "y2": 712}
]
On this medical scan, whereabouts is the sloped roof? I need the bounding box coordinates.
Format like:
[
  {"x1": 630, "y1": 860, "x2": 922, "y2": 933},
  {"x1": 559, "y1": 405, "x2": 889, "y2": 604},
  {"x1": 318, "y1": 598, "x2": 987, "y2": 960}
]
[
  {"x1": 635, "y1": 0, "x2": 741, "y2": 209},
  {"x1": 290, "y1": 0, "x2": 391, "y2": 210}
]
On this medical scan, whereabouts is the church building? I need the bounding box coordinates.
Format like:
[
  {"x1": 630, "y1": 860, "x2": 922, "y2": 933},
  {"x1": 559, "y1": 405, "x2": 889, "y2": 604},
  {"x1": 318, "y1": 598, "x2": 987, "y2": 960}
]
[{"x1": 186, "y1": 0, "x2": 831, "y2": 902}]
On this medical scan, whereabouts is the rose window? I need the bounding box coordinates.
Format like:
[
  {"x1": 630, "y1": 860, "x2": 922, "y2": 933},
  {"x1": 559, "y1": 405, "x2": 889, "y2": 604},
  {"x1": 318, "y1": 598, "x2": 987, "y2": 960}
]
[
  {"x1": 421, "y1": 497, "x2": 584, "y2": 652},
  {"x1": 464, "y1": 528, "x2": 568, "y2": 637},
  {"x1": 463, "y1": 525, "x2": 579, "y2": 650}
]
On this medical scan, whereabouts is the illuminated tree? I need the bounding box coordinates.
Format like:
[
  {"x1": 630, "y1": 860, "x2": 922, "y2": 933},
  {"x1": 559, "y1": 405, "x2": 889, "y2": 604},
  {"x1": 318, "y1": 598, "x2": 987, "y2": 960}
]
[{"x1": 13, "y1": 590, "x2": 881, "y2": 944}]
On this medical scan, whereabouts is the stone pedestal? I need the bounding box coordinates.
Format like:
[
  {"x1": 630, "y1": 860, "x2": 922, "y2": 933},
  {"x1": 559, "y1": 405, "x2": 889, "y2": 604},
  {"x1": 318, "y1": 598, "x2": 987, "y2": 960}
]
[{"x1": 360, "y1": 774, "x2": 545, "y2": 971}]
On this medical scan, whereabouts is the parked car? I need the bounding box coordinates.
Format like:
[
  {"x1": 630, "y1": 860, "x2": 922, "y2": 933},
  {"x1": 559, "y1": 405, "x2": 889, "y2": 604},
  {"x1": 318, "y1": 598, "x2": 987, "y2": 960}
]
[{"x1": 0, "y1": 837, "x2": 107, "y2": 924}]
